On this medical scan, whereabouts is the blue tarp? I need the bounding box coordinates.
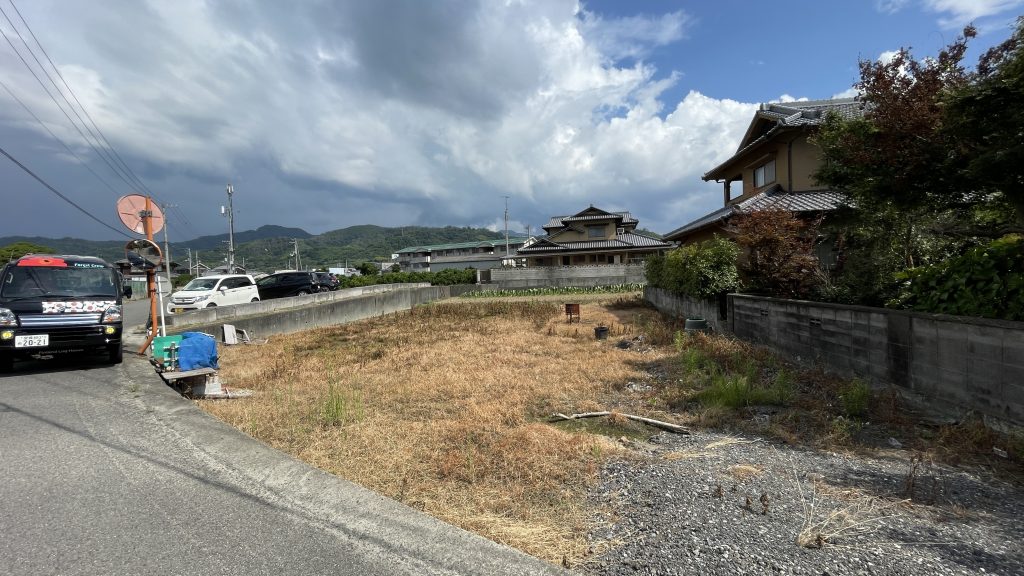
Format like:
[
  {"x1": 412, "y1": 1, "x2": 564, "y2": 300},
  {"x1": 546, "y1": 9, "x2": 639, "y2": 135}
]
[{"x1": 177, "y1": 332, "x2": 219, "y2": 371}]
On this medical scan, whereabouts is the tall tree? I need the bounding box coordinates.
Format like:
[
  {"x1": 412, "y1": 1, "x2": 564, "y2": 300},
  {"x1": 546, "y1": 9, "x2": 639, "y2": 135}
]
[
  {"x1": 942, "y1": 18, "x2": 1024, "y2": 228},
  {"x1": 0, "y1": 242, "x2": 53, "y2": 263},
  {"x1": 812, "y1": 26, "x2": 1019, "y2": 304}
]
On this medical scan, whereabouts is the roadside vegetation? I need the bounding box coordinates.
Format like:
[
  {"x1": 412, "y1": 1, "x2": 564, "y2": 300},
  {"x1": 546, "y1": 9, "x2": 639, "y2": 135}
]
[{"x1": 203, "y1": 295, "x2": 1022, "y2": 566}]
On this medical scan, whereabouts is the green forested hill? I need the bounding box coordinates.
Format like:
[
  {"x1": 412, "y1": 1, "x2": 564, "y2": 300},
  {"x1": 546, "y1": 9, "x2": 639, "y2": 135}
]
[{"x1": 2, "y1": 224, "x2": 508, "y2": 271}]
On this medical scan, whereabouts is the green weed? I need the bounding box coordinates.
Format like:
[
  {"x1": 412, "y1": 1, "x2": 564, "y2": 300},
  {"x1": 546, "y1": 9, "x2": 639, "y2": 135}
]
[
  {"x1": 840, "y1": 379, "x2": 872, "y2": 419},
  {"x1": 320, "y1": 383, "x2": 365, "y2": 427}
]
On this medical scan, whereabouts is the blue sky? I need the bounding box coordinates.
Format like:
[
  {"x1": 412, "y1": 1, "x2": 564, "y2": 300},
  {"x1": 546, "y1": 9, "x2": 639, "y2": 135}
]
[{"x1": 0, "y1": 0, "x2": 1020, "y2": 243}]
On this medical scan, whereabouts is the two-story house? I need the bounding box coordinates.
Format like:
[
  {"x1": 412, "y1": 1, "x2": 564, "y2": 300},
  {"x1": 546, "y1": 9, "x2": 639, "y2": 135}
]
[
  {"x1": 393, "y1": 238, "x2": 528, "y2": 272},
  {"x1": 516, "y1": 206, "x2": 670, "y2": 266},
  {"x1": 664, "y1": 98, "x2": 863, "y2": 249}
]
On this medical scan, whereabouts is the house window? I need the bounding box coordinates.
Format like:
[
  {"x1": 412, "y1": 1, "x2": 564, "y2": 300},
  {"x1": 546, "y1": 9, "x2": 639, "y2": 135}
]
[
  {"x1": 587, "y1": 225, "x2": 605, "y2": 238},
  {"x1": 754, "y1": 159, "x2": 776, "y2": 188}
]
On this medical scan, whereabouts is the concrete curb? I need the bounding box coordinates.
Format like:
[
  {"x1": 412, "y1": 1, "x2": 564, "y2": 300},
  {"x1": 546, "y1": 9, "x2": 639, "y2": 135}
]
[{"x1": 120, "y1": 353, "x2": 563, "y2": 575}]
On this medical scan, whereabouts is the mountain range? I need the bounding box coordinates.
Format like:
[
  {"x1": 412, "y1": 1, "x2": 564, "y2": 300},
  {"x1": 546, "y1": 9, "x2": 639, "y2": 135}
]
[{"x1": 0, "y1": 224, "x2": 512, "y2": 272}]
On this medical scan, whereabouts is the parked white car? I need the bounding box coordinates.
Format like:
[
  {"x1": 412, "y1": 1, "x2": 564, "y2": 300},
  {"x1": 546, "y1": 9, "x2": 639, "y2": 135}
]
[{"x1": 167, "y1": 274, "x2": 259, "y2": 314}]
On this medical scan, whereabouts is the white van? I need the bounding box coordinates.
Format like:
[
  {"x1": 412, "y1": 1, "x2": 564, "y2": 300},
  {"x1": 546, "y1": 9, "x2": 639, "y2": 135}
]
[{"x1": 167, "y1": 274, "x2": 259, "y2": 314}]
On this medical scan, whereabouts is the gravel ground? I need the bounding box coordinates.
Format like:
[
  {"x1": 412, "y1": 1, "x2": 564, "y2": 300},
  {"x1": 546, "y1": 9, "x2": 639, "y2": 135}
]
[{"x1": 578, "y1": 431, "x2": 1023, "y2": 576}]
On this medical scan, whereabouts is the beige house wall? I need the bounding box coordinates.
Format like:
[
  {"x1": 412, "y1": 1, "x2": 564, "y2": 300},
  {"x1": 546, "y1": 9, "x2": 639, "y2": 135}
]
[
  {"x1": 722, "y1": 133, "x2": 823, "y2": 203},
  {"x1": 789, "y1": 136, "x2": 826, "y2": 190}
]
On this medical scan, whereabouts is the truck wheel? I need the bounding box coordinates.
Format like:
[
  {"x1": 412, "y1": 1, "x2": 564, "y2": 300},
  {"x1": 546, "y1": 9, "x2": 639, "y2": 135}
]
[
  {"x1": 0, "y1": 352, "x2": 12, "y2": 373},
  {"x1": 107, "y1": 344, "x2": 123, "y2": 365}
]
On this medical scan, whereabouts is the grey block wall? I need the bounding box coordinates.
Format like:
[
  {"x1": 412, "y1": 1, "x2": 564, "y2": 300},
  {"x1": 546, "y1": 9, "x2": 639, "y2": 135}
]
[
  {"x1": 643, "y1": 287, "x2": 726, "y2": 334},
  {"x1": 169, "y1": 285, "x2": 449, "y2": 340},
  {"x1": 489, "y1": 264, "x2": 646, "y2": 290},
  {"x1": 647, "y1": 290, "x2": 1024, "y2": 427}
]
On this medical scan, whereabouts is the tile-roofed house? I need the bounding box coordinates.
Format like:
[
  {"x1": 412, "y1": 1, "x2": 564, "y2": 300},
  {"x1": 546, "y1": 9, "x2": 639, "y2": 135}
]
[
  {"x1": 664, "y1": 97, "x2": 863, "y2": 247},
  {"x1": 518, "y1": 206, "x2": 670, "y2": 266},
  {"x1": 393, "y1": 238, "x2": 528, "y2": 272}
]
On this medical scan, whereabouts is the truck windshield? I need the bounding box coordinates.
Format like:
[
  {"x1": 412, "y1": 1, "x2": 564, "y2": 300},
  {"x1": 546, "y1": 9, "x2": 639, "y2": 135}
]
[
  {"x1": 1, "y1": 266, "x2": 118, "y2": 298},
  {"x1": 181, "y1": 278, "x2": 218, "y2": 291}
]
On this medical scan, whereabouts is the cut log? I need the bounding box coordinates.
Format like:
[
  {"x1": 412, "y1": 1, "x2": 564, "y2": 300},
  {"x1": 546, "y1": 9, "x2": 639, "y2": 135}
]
[{"x1": 550, "y1": 411, "x2": 690, "y2": 434}]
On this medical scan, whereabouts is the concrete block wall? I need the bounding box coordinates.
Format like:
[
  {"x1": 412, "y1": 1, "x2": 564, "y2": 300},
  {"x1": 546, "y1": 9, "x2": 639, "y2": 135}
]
[
  {"x1": 644, "y1": 287, "x2": 726, "y2": 334},
  {"x1": 489, "y1": 264, "x2": 646, "y2": 290},
  {"x1": 165, "y1": 283, "x2": 432, "y2": 327},
  {"x1": 167, "y1": 284, "x2": 447, "y2": 339},
  {"x1": 646, "y1": 290, "x2": 1024, "y2": 427}
]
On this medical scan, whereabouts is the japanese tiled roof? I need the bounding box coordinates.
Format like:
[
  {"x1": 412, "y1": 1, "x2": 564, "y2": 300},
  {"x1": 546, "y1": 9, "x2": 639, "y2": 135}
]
[
  {"x1": 517, "y1": 231, "x2": 670, "y2": 253},
  {"x1": 663, "y1": 186, "x2": 847, "y2": 241},
  {"x1": 543, "y1": 211, "x2": 639, "y2": 230},
  {"x1": 704, "y1": 98, "x2": 864, "y2": 181}
]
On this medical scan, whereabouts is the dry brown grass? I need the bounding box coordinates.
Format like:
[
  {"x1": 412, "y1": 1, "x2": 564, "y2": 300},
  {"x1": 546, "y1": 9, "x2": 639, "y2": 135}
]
[{"x1": 201, "y1": 296, "x2": 675, "y2": 565}]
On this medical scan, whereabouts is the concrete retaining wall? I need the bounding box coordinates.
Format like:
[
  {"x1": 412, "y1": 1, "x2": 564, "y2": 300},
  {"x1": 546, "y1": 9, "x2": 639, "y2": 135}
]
[
  {"x1": 644, "y1": 287, "x2": 726, "y2": 334},
  {"x1": 166, "y1": 283, "x2": 431, "y2": 327},
  {"x1": 167, "y1": 284, "x2": 446, "y2": 339},
  {"x1": 488, "y1": 264, "x2": 645, "y2": 290},
  {"x1": 645, "y1": 289, "x2": 1024, "y2": 427}
]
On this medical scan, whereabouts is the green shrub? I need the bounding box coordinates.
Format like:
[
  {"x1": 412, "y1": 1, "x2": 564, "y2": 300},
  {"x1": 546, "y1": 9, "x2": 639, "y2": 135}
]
[
  {"x1": 840, "y1": 379, "x2": 872, "y2": 419},
  {"x1": 698, "y1": 371, "x2": 791, "y2": 409},
  {"x1": 892, "y1": 235, "x2": 1024, "y2": 320},
  {"x1": 459, "y1": 284, "x2": 642, "y2": 298},
  {"x1": 650, "y1": 236, "x2": 739, "y2": 298},
  {"x1": 339, "y1": 268, "x2": 476, "y2": 289}
]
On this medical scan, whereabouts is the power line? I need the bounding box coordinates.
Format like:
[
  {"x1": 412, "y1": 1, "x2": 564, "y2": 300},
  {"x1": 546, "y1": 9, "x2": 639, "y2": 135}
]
[
  {"x1": 6, "y1": 0, "x2": 157, "y2": 200},
  {"x1": 0, "y1": 143, "x2": 132, "y2": 238},
  {"x1": 0, "y1": 21, "x2": 139, "y2": 198},
  {"x1": 1, "y1": 0, "x2": 201, "y2": 242},
  {"x1": 0, "y1": 76, "x2": 124, "y2": 199}
]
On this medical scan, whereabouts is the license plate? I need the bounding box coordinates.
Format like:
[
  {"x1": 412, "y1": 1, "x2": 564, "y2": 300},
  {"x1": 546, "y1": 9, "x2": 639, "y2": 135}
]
[
  {"x1": 174, "y1": 308, "x2": 184, "y2": 313},
  {"x1": 15, "y1": 334, "x2": 48, "y2": 348}
]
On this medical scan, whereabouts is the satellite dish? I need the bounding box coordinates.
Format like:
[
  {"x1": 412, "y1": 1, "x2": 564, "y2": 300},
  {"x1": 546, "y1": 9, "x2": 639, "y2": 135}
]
[
  {"x1": 116, "y1": 194, "x2": 164, "y2": 235},
  {"x1": 124, "y1": 238, "x2": 163, "y2": 270}
]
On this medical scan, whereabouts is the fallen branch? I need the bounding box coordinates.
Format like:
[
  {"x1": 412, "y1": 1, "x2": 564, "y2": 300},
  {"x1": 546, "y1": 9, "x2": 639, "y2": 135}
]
[{"x1": 550, "y1": 411, "x2": 690, "y2": 434}]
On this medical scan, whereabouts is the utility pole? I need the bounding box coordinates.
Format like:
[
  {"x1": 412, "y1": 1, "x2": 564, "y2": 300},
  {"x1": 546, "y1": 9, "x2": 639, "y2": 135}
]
[
  {"x1": 223, "y1": 184, "x2": 236, "y2": 272},
  {"x1": 503, "y1": 195, "x2": 510, "y2": 262},
  {"x1": 161, "y1": 203, "x2": 175, "y2": 292},
  {"x1": 187, "y1": 248, "x2": 192, "y2": 276},
  {"x1": 293, "y1": 238, "x2": 302, "y2": 271}
]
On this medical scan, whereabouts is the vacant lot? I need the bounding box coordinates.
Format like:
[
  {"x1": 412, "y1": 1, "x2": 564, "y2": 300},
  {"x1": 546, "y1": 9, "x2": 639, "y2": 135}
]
[
  {"x1": 204, "y1": 296, "x2": 673, "y2": 563},
  {"x1": 201, "y1": 295, "x2": 1023, "y2": 570}
]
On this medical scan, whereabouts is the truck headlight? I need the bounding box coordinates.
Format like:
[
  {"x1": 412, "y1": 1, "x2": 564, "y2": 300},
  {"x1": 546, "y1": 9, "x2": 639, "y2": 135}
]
[
  {"x1": 101, "y1": 305, "x2": 123, "y2": 323},
  {"x1": 0, "y1": 307, "x2": 16, "y2": 327}
]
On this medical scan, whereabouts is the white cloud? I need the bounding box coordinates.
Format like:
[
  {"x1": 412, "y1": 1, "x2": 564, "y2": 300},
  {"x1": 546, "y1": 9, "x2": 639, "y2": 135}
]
[
  {"x1": 922, "y1": 0, "x2": 1024, "y2": 27},
  {"x1": 0, "y1": 0, "x2": 757, "y2": 236},
  {"x1": 876, "y1": 0, "x2": 911, "y2": 14},
  {"x1": 577, "y1": 8, "x2": 691, "y2": 62},
  {"x1": 878, "y1": 50, "x2": 902, "y2": 64},
  {"x1": 832, "y1": 87, "x2": 860, "y2": 99}
]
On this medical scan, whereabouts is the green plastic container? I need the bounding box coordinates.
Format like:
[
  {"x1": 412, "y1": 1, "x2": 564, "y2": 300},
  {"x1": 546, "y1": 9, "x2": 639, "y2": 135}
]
[{"x1": 151, "y1": 335, "x2": 184, "y2": 370}]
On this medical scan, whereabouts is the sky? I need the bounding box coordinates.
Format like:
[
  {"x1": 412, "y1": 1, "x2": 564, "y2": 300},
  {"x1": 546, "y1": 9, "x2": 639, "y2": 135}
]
[{"x1": 0, "y1": 0, "x2": 1021, "y2": 243}]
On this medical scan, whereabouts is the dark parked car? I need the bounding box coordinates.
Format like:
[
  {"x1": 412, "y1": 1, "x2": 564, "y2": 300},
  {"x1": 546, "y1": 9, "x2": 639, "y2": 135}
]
[
  {"x1": 315, "y1": 272, "x2": 339, "y2": 291},
  {"x1": 255, "y1": 271, "x2": 320, "y2": 300}
]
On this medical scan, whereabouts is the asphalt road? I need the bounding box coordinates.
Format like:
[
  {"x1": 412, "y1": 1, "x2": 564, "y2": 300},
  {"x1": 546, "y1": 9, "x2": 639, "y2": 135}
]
[{"x1": 0, "y1": 299, "x2": 559, "y2": 575}]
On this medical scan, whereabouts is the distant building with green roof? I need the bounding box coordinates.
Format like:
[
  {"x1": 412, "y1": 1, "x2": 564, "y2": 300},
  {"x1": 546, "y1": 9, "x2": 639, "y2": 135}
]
[{"x1": 393, "y1": 238, "x2": 528, "y2": 272}]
